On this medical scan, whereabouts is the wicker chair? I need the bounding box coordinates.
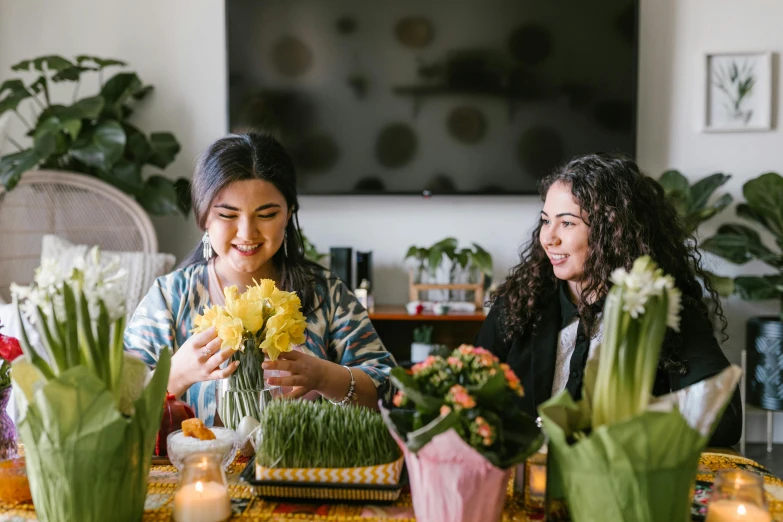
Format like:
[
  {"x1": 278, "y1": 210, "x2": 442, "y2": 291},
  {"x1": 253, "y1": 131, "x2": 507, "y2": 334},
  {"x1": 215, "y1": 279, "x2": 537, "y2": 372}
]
[{"x1": 0, "y1": 170, "x2": 160, "y2": 314}]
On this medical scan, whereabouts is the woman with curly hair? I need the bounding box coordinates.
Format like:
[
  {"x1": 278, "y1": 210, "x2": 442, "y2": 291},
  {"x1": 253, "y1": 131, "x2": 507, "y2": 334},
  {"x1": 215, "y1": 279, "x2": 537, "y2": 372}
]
[{"x1": 476, "y1": 153, "x2": 741, "y2": 446}]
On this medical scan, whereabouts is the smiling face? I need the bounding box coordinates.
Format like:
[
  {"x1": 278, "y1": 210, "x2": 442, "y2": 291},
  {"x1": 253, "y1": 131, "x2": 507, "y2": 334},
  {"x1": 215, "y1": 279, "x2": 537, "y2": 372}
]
[
  {"x1": 539, "y1": 181, "x2": 590, "y2": 299},
  {"x1": 206, "y1": 179, "x2": 292, "y2": 286}
]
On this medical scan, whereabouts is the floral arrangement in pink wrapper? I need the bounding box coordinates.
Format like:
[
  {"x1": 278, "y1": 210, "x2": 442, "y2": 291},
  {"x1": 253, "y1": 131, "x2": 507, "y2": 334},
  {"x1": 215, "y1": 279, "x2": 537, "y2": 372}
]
[{"x1": 381, "y1": 345, "x2": 544, "y2": 522}]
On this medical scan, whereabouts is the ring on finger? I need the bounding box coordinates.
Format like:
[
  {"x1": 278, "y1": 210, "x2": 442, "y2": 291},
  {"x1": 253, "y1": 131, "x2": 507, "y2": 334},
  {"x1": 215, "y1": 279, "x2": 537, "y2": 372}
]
[{"x1": 201, "y1": 347, "x2": 213, "y2": 358}]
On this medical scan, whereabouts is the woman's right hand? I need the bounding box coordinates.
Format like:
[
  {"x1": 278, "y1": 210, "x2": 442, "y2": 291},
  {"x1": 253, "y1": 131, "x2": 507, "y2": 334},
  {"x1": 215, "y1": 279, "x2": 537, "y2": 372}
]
[{"x1": 168, "y1": 327, "x2": 240, "y2": 397}]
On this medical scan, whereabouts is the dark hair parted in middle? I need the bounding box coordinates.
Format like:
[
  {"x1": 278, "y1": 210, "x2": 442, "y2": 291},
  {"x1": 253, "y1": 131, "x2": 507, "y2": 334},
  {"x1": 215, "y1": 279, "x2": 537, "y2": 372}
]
[
  {"x1": 179, "y1": 132, "x2": 324, "y2": 314},
  {"x1": 494, "y1": 153, "x2": 726, "y2": 345}
]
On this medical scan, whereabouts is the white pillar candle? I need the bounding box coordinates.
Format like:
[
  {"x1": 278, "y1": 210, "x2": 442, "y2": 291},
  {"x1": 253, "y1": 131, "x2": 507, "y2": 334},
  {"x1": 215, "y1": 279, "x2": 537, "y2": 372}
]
[
  {"x1": 173, "y1": 480, "x2": 232, "y2": 522},
  {"x1": 705, "y1": 500, "x2": 771, "y2": 522}
]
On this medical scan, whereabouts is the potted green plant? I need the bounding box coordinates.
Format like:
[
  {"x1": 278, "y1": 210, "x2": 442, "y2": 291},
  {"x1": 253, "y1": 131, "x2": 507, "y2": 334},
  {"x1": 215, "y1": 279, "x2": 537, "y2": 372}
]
[
  {"x1": 411, "y1": 324, "x2": 438, "y2": 363},
  {"x1": 700, "y1": 172, "x2": 783, "y2": 409},
  {"x1": 0, "y1": 54, "x2": 190, "y2": 216},
  {"x1": 657, "y1": 170, "x2": 734, "y2": 296},
  {"x1": 299, "y1": 229, "x2": 328, "y2": 266}
]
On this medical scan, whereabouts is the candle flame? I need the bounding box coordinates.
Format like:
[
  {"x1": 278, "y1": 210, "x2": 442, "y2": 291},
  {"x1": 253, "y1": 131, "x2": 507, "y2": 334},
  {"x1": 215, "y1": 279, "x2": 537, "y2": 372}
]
[
  {"x1": 737, "y1": 504, "x2": 746, "y2": 515},
  {"x1": 195, "y1": 481, "x2": 203, "y2": 493}
]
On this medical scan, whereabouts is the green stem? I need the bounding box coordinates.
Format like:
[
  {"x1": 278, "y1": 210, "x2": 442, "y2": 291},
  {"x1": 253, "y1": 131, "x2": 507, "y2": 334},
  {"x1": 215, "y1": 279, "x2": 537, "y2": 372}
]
[{"x1": 13, "y1": 109, "x2": 32, "y2": 131}]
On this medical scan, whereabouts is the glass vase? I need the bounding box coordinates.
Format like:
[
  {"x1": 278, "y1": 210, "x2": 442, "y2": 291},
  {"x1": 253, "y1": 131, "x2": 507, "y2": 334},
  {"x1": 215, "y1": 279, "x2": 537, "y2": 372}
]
[
  {"x1": 0, "y1": 387, "x2": 18, "y2": 461},
  {"x1": 218, "y1": 380, "x2": 281, "y2": 430}
]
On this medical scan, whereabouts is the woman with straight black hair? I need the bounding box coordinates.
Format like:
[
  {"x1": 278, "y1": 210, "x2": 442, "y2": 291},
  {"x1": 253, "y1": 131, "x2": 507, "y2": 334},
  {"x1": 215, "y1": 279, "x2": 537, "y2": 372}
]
[
  {"x1": 124, "y1": 133, "x2": 395, "y2": 425},
  {"x1": 476, "y1": 153, "x2": 741, "y2": 447}
]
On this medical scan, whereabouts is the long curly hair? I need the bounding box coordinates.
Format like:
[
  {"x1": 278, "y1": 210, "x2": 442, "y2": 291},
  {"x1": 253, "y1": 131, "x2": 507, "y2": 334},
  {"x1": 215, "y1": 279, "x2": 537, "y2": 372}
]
[{"x1": 495, "y1": 153, "x2": 726, "y2": 347}]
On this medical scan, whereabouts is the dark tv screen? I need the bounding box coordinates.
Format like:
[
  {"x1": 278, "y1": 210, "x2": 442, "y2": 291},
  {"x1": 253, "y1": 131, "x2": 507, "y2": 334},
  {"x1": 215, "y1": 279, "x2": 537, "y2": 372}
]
[{"x1": 226, "y1": 0, "x2": 638, "y2": 195}]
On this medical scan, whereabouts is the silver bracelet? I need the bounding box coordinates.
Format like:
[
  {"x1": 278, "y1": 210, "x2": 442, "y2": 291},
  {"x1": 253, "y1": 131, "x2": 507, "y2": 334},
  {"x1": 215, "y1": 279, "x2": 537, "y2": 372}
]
[{"x1": 330, "y1": 366, "x2": 357, "y2": 406}]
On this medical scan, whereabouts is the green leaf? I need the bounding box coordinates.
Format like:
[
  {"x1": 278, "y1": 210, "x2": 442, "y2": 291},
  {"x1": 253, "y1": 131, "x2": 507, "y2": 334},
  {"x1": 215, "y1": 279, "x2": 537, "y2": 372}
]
[
  {"x1": 737, "y1": 203, "x2": 771, "y2": 231},
  {"x1": 75, "y1": 55, "x2": 127, "y2": 69},
  {"x1": 658, "y1": 170, "x2": 691, "y2": 216},
  {"x1": 32, "y1": 117, "x2": 62, "y2": 158},
  {"x1": 51, "y1": 65, "x2": 96, "y2": 82},
  {"x1": 700, "y1": 224, "x2": 781, "y2": 266},
  {"x1": 12, "y1": 55, "x2": 73, "y2": 72},
  {"x1": 734, "y1": 276, "x2": 783, "y2": 301},
  {"x1": 0, "y1": 149, "x2": 41, "y2": 190},
  {"x1": 70, "y1": 120, "x2": 126, "y2": 169},
  {"x1": 690, "y1": 173, "x2": 731, "y2": 212},
  {"x1": 138, "y1": 175, "x2": 180, "y2": 215},
  {"x1": 57, "y1": 96, "x2": 104, "y2": 120},
  {"x1": 704, "y1": 270, "x2": 734, "y2": 297},
  {"x1": 743, "y1": 172, "x2": 783, "y2": 238},
  {"x1": 404, "y1": 411, "x2": 461, "y2": 453},
  {"x1": 61, "y1": 119, "x2": 82, "y2": 140},
  {"x1": 147, "y1": 132, "x2": 180, "y2": 169},
  {"x1": 132, "y1": 85, "x2": 154, "y2": 101},
  {"x1": 99, "y1": 72, "x2": 142, "y2": 116},
  {"x1": 390, "y1": 367, "x2": 442, "y2": 414},
  {"x1": 123, "y1": 124, "x2": 152, "y2": 164},
  {"x1": 174, "y1": 178, "x2": 192, "y2": 216},
  {"x1": 471, "y1": 243, "x2": 493, "y2": 276},
  {"x1": 0, "y1": 79, "x2": 32, "y2": 116},
  {"x1": 404, "y1": 246, "x2": 419, "y2": 260},
  {"x1": 428, "y1": 248, "x2": 444, "y2": 273},
  {"x1": 100, "y1": 159, "x2": 143, "y2": 196}
]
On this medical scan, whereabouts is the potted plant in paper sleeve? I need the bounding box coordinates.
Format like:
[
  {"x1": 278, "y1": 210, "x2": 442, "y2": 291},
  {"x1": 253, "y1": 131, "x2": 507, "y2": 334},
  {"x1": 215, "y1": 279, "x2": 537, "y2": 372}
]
[
  {"x1": 382, "y1": 345, "x2": 544, "y2": 522},
  {"x1": 10, "y1": 247, "x2": 170, "y2": 522},
  {"x1": 538, "y1": 256, "x2": 741, "y2": 522}
]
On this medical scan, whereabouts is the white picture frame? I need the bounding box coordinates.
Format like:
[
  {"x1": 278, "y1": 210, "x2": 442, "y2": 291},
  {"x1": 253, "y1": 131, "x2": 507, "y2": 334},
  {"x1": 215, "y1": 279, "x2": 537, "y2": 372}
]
[{"x1": 704, "y1": 51, "x2": 773, "y2": 132}]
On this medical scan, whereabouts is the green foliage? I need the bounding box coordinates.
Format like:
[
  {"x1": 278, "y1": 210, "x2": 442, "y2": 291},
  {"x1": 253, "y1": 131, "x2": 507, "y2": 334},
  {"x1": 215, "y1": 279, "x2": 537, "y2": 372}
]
[
  {"x1": 299, "y1": 229, "x2": 328, "y2": 265},
  {"x1": 256, "y1": 400, "x2": 401, "y2": 468},
  {"x1": 412, "y1": 325, "x2": 434, "y2": 344},
  {"x1": 658, "y1": 170, "x2": 733, "y2": 236},
  {"x1": 404, "y1": 237, "x2": 493, "y2": 282},
  {"x1": 0, "y1": 54, "x2": 189, "y2": 216},
  {"x1": 658, "y1": 170, "x2": 734, "y2": 296},
  {"x1": 701, "y1": 172, "x2": 783, "y2": 314}
]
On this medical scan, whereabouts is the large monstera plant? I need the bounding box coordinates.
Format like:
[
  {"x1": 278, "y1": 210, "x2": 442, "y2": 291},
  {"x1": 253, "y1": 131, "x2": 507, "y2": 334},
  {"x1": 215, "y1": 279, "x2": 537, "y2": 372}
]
[
  {"x1": 701, "y1": 172, "x2": 783, "y2": 320},
  {"x1": 0, "y1": 55, "x2": 190, "y2": 216},
  {"x1": 658, "y1": 170, "x2": 734, "y2": 296}
]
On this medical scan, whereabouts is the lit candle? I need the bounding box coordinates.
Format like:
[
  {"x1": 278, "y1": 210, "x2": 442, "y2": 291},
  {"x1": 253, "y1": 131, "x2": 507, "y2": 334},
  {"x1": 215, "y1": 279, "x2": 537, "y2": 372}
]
[
  {"x1": 705, "y1": 500, "x2": 771, "y2": 522},
  {"x1": 528, "y1": 463, "x2": 547, "y2": 497},
  {"x1": 173, "y1": 480, "x2": 232, "y2": 522}
]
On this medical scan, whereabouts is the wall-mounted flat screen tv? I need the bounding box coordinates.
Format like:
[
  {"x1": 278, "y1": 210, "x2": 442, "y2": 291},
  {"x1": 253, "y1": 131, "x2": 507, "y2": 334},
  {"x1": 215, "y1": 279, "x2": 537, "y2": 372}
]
[{"x1": 227, "y1": 0, "x2": 638, "y2": 195}]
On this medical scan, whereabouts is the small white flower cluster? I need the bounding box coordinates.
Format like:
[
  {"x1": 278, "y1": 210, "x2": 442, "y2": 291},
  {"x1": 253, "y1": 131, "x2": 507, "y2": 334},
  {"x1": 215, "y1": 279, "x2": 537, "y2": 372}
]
[
  {"x1": 11, "y1": 247, "x2": 128, "y2": 324},
  {"x1": 610, "y1": 256, "x2": 682, "y2": 331}
]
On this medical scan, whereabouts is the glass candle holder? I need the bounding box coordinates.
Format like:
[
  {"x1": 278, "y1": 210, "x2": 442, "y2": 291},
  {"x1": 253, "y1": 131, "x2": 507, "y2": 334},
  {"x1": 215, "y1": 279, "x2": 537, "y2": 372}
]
[
  {"x1": 173, "y1": 453, "x2": 232, "y2": 522},
  {"x1": 705, "y1": 469, "x2": 771, "y2": 522}
]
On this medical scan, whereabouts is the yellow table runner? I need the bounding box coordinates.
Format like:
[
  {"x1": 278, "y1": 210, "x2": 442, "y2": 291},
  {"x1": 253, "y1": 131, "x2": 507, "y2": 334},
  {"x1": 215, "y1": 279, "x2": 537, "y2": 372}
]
[{"x1": 2, "y1": 453, "x2": 782, "y2": 521}]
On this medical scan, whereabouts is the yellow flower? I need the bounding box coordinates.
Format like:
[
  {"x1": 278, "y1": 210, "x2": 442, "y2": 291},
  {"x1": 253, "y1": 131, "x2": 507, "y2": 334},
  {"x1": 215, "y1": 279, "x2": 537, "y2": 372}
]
[
  {"x1": 244, "y1": 279, "x2": 277, "y2": 302},
  {"x1": 192, "y1": 304, "x2": 225, "y2": 334},
  {"x1": 214, "y1": 314, "x2": 245, "y2": 351},
  {"x1": 225, "y1": 291, "x2": 265, "y2": 333}
]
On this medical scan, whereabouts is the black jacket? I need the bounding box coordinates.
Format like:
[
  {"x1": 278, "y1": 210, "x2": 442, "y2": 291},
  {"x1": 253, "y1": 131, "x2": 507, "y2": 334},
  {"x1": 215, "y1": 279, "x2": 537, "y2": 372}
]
[{"x1": 475, "y1": 285, "x2": 742, "y2": 447}]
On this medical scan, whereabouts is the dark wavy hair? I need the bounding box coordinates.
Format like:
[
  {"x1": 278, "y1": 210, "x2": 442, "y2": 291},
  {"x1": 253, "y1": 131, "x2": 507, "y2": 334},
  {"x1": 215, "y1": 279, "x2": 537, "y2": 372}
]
[
  {"x1": 178, "y1": 132, "x2": 324, "y2": 314},
  {"x1": 495, "y1": 153, "x2": 726, "y2": 348}
]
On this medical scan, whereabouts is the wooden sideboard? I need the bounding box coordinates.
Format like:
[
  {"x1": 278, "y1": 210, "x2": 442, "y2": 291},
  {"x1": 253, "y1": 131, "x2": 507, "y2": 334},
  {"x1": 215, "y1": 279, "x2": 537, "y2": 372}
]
[{"x1": 369, "y1": 305, "x2": 486, "y2": 362}]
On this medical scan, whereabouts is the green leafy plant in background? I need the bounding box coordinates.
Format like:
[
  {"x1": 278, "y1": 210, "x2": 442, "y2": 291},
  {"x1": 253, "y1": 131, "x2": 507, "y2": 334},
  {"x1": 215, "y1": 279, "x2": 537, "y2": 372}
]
[
  {"x1": 299, "y1": 229, "x2": 328, "y2": 265},
  {"x1": 256, "y1": 399, "x2": 401, "y2": 468},
  {"x1": 0, "y1": 55, "x2": 190, "y2": 216},
  {"x1": 658, "y1": 170, "x2": 734, "y2": 296},
  {"x1": 412, "y1": 325, "x2": 434, "y2": 344},
  {"x1": 404, "y1": 237, "x2": 493, "y2": 286},
  {"x1": 701, "y1": 172, "x2": 783, "y2": 321}
]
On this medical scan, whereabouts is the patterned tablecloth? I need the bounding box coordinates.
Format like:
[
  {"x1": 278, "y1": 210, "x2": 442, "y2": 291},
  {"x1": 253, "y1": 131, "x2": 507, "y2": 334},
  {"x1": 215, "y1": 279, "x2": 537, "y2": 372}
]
[{"x1": 1, "y1": 452, "x2": 782, "y2": 521}]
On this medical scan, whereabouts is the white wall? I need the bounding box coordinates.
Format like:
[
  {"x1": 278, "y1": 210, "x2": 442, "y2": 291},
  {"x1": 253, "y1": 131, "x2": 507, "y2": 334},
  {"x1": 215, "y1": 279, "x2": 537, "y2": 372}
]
[{"x1": 1, "y1": 0, "x2": 782, "y2": 441}]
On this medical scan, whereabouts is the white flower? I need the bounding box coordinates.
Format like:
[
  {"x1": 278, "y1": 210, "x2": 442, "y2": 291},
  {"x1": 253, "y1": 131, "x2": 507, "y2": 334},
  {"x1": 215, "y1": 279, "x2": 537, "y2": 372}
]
[
  {"x1": 11, "y1": 247, "x2": 128, "y2": 324},
  {"x1": 612, "y1": 256, "x2": 682, "y2": 329}
]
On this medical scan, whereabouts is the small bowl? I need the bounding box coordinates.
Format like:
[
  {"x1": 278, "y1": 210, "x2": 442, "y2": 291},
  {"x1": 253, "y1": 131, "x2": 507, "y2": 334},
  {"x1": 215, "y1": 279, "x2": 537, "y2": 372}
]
[{"x1": 166, "y1": 427, "x2": 240, "y2": 471}]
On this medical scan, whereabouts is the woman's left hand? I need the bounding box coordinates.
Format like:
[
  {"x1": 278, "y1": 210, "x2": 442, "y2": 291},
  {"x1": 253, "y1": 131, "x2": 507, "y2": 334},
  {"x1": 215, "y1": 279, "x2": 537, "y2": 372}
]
[{"x1": 262, "y1": 350, "x2": 327, "y2": 399}]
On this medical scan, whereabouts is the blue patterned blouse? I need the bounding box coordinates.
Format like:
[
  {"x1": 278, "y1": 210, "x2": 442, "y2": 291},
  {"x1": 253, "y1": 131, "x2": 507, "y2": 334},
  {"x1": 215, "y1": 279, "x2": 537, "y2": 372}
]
[{"x1": 123, "y1": 263, "x2": 395, "y2": 425}]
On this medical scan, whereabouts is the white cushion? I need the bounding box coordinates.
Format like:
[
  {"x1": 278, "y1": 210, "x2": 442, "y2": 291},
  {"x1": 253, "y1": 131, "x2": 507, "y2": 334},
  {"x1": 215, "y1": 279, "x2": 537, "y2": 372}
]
[{"x1": 40, "y1": 234, "x2": 176, "y2": 320}]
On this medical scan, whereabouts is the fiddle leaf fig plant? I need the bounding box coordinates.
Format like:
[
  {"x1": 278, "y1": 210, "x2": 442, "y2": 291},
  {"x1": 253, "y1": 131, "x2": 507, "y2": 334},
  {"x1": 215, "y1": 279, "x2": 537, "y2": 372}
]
[
  {"x1": 701, "y1": 172, "x2": 783, "y2": 320},
  {"x1": 0, "y1": 54, "x2": 190, "y2": 216},
  {"x1": 658, "y1": 170, "x2": 734, "y2": 296}
]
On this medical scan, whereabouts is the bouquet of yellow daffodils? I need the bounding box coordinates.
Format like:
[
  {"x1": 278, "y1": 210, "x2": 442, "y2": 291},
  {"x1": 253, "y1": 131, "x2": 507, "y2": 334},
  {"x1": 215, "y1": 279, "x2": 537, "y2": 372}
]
[
  {"x1": 193, "y1": 279, "x2": 307, "y2": 429},
  {"x1": 539, "y1": 256, "x2": 741, "y2": 522}
]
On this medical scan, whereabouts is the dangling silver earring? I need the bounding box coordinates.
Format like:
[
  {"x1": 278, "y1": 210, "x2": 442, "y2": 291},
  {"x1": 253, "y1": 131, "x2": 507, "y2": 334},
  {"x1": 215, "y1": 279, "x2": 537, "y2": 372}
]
[
  {"x1": 283, "y1": 230, "x2": 288, "y2": 258},
  {"x1": 202, "y1": 231, "x2": 213, "y2": 259}
]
